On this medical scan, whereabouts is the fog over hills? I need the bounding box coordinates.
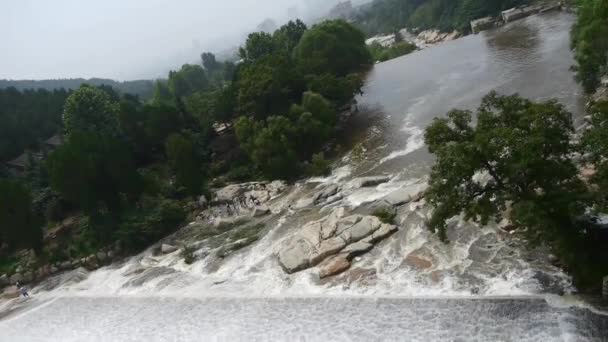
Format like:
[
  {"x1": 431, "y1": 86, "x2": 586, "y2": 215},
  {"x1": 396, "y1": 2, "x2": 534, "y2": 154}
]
[{"x1": 1, "y1": 0, "x2": 367, "y2": 81}]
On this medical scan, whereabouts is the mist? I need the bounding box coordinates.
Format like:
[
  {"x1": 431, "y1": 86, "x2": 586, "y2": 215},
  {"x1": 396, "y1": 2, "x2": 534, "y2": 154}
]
[{"x1": 0, "y1": 0, "x2": 351, "y2": 81}]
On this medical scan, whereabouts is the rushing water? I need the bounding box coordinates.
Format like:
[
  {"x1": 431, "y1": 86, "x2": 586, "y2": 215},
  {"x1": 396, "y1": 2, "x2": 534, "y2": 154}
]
[{"x1": 1, "y1": 11, "x2": 607, "y2": 341}]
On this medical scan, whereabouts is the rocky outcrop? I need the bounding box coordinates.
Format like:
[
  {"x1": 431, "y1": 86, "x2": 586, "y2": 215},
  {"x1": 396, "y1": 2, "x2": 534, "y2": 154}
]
[
  {"x1": 319, "y1": 255, "x2": 351, "y2": 279},
  {"x1": 416, "y1": 30, "x2": 461, "y2": 46},
  {"x1": 161, "y1": 244, "x2": 178, "y2": 254},
  {"x1": 383, "y1": 183, "x2": 427, "y2": 206},
  {"x1": 278, "y1": 207, "x2": 398, "y2": 276},
  {"x1": 198, "y1": 181, "x2": 287, "y2": 221}
]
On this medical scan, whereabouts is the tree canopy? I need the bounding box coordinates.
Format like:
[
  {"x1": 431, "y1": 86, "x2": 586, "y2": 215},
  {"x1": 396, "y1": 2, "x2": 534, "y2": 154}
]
[
  {"x1": 63, "y1": 85, "x2": 120, "y2": 138},
  {"x1": 425, "y1": 92, "x2": 608, "y2": 290},
  {"x1": 0, "y1": 179, "x2": 43, "y2": 252},
  {"x1": 571, "y1": 0, "x2": 608, "y2": 93},
  {"x1": 295, "y1": 20, "x2": 372, "y2": 77}
]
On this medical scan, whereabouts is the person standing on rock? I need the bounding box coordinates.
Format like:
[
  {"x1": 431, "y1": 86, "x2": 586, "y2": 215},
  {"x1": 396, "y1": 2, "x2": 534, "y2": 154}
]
[{"x1": 19, "y1": 284, "x2": 29, "y2": 298}]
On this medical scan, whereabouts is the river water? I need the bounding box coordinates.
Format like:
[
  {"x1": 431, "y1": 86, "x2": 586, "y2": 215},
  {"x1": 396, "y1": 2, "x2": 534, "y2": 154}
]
[{"x1": 1, "y1": 11, "x2": 607, "y2": 342}]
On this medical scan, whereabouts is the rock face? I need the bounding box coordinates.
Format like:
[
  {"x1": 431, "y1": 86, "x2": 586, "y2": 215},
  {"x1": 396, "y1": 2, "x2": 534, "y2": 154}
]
[
  {"x1": 319, "y1": 256, "x2": 351, "y2": 279},
  {"x1": 383, "y1": 183, "x2": 427, "y2": 206},
  {"x1": 0, "y1": 274, "x2": 9, "y2": 287},
  {"x1": 251, "y1": 205, "x2": 270, "y2": 217},
  {"x1": 278, "y1": 207, "x2": 398, "y2": 276},
  {"x1": 161, "y1": 244, "x2": 178, "y2": 254},
  {"x1": 416, "y1": 30, "x2": 461, "y2": 46}
]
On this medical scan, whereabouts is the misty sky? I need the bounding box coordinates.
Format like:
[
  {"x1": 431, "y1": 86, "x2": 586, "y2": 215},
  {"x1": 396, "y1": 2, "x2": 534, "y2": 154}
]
[{"x1": 1, "y1": 0, "x2": 344, "y2": 80}]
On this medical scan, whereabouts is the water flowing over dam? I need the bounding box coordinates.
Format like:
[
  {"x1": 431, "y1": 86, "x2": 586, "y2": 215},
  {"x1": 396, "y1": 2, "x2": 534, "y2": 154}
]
[{"x1": 1, "y1": 11, "x2": 607, "y2": 342}]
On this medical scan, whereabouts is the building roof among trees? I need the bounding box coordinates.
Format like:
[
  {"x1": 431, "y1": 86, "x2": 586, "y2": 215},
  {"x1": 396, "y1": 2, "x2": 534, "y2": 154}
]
[{"x1": 45, "y1": 134, "x2": 64, "y2": 147}]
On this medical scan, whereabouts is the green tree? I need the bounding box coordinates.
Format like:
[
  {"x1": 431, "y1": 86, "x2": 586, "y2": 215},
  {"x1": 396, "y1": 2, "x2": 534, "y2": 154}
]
[
  {"x1": 168, "y1": 64, "x2": 210, "y2": 99},
  {"x1": 295, "y1": 20, "x2": 372, "y2": 77},
  {"x1": 425, "y1": 92, "x2": 587, "y2": 240},
  {"x1": 165, "y1": 133, "x2": 204, "y2": 196},
  {"x1": 47, "y1": 133, "x2": 143, "y2": 235},
  {"x1": 235, "y1": 116, "x2": 299, "y2": 179},
  {"x1": 571, "y1": 0, "x2": 608, "y2": 93},
  {"x1": 239, "y1": 32, "x2": 277, "y2": 63},
  {"x1": 273, "y1": 20, "x2": 308, "y2": 54},
  {"x1": 62, "y1": 85, "x2": 120, "y2": 138},
  {"x1": 582, "y1": 100, "x2": 608, "y2": 209},
  {"x1": 201, "y1": 52, "x2": 221, "y2": 73},
  {"x1": 0, "y1": 179, "x2": 43, "y2": 252},
  {"x1": 424, "y1": 92, "x2": 603, "y2": 287},
  {"x1": 237, "y1": 54, "x2": 305, "y2": 119}
]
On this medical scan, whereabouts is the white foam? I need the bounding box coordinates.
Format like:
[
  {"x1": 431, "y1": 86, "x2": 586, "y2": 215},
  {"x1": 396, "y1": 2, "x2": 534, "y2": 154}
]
[{"x1": 380, "y1": 119, "x2": 425, "y2": 164}]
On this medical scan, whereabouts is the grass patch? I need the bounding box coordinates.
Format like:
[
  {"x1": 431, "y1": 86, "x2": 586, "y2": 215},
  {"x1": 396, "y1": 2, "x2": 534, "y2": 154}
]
[
  {"x1": 372, "y1": 209, "x2": 397, "y2": 224},
  {"x1": 180, "y1": 245, "x2": 197, "y2": 265}
]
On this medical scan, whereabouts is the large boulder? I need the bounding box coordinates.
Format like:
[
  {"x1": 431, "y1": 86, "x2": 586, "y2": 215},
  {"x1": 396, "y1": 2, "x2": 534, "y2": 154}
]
[
  {"x1": 383, "y1": 183, "x2": 427, "y2": 206},
  {"x1": 251, "y1": 205, "x2": 270, "y2": 217},
  {"x1": 319, "y1": 255, "x2": 351, "y2": 279},
  {"x1": 278, "y1": 208, "x2": 397, "y2": 274},
  {"x1": 215, "y1": 184, "x2": 244, "y2": 202}
]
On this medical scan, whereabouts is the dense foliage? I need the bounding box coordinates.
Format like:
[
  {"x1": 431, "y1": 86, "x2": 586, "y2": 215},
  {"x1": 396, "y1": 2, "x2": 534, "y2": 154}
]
[
  {"x1": 233, "y1": 19, "x2": 370, "y2": 179},
  {"x1": 62, "y1": 85, "x2": 121, "y2": 138},
  {"x1": 0, "y1": 180, "x2": 43, "y2": 252},
  {"x1": 424, "y1": 92, "x2": 608, "y2": 290},
  {"x1": 571, "y1": 0, "x2": 608, "y2": 93},
  {"x1": 368, "y1": 41, "x2": 417, "y2": 62},
  {"x1": 0, "y1": 78, "x2": 154, "y2": 100},
  {"x1": 0, "y1": 19, "x2": 371, "y2": 271},
  {"x1": 353, "y1": 0, "x2": 529, "y2": 35},
  {"x1": 0, "y1": 87, "x2": 69, "y2": 162}
]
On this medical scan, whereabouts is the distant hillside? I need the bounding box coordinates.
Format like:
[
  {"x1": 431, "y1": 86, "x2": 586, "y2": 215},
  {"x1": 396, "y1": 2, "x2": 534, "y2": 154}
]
[{"x1": 0, "y1": 78, "x2": 156, "y2": 100}]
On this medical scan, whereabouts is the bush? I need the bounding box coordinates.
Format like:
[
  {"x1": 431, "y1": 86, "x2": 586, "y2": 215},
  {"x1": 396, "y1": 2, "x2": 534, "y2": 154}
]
[
  {"x1": 180, "y1": 244, "x2": 197, "y2": 265},
  {"x1": 308, "y1": 153, "x2": 332, "y2": 177},
  {"x1": 373, "y1": 209, "x2": 397, "y2": 224},
  {"x1": 115, "y1": 198, "x2": 186, "y2": 252}
]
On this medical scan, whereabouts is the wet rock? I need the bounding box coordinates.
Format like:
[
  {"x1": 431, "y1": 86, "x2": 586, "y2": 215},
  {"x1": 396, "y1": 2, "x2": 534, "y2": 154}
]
[
  {"x1": 122, "y1": 265, "x2": 146, "y2": 277},
  {"x1": 72, "y1": 260, "x2": 81, "y2": 268},
  {"x1": 320, "y1": 208, "x2": 345, "y2": 239},
  {"x1": 310, "y1": 238, "x2": 348, "y2": 265},
  {"x1": 325, "y1": 193, "x2": 343, "y2": 204},
  {"x1": 320, "y1": 184, "x2": 340, "y2": 199},
  {"x1": 60, "y1": 261, "x2": 72, "y2": 270},
  {"x1": 251, "y1": 205, "x2": 270, "y2": 217},
  {"x1": 361, "y1": 224, "x2": 398, "y2": 244},
  {"x1": 349, "y1": 175, "x2": 391, "y2": 188},
  {"x1": 278, "y1": 208, "x2": 397, "y2": 274},
  {"x1": 319, "y1": 255, "x2": 351, "y2": 279},
  {"x1": 198, "y1": 195, "x2": 208, "y2": 208},
  {"x1": 50, "y1": 265, "x2": 58, "y2": 274},
  {"x1": 341, "y1": 241, "x2": 374, "y2": 259},
  {"x1": 383, "y1": 183, "x2": 428, "y2": 206},
  {"x1": 96, "y1": 251, "x2": 107, "y2": 263},
  {"x1": 36, "y1": 265, "x2": 51, "y2": 279},
  {"x1": 15, "y1": 266, "x2": 23, "y2": 274},
  {"x1": 216, "y1": 184, "x2": 244, "y2": 202},
  {"x1": 364, "y1": 199, "x2": 397, "y2": 217},
  {"x1": 107, "y1": 250, "x2": 115, "y2": 260},
  {"x1": 85, "y1": 255, "x2": 98, "y2": 269},
  {"x1": 0, "y1": 274, "x2": 9, "y2": 287},
  {"x1": 404, "y1": 254, "x2": 433, "y2": 270},
  {"x1": 161, "y1": 244, "x2": 178, "y2": 254},
  {"x1": 294, "y1": 196, "x2": 317, "y2": 209},
  {"x1": 23, "y1": 271, "x2": 34, "y2": 282},
  {"x1": 123, "y1": 267, "x2": 176, "y2": 288}
]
